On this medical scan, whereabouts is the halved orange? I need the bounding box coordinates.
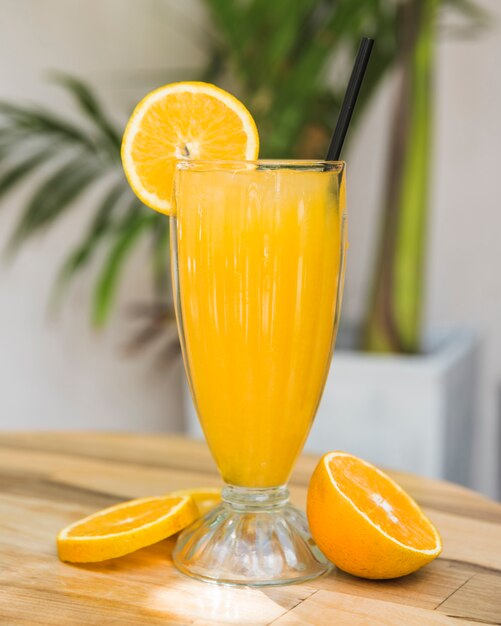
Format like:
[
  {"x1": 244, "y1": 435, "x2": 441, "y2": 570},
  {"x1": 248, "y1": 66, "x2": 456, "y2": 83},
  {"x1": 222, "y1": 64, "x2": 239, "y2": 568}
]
[
  {"x1": 57, "y1": 495, "x2": 198, "y2": 563},
  {"x1": 307, "y1": 452, "x2": 442, "y2": 579},
  {"x1": 121, "y1": 81, "x2": 259, "y2": 214},
  {"x1": 169, "y1": 487, "x2": 221, "y2": 517}
]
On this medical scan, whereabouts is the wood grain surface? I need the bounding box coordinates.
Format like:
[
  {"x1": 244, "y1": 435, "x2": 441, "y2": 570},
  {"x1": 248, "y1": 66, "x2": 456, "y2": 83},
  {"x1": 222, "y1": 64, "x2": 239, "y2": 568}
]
[{"x1": 0, "y1": 432, "x2": 500, "y2": 625}]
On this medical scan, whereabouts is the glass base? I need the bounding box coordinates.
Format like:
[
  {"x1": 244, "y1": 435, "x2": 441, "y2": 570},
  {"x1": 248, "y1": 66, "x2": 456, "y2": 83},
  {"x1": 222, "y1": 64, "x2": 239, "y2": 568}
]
[{"x1": 173, "y1": 485, "x2": 332, "y2": 586}]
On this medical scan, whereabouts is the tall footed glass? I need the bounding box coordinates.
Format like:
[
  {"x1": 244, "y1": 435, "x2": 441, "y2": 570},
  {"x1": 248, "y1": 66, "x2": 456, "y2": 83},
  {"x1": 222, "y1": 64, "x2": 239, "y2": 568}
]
[{"x1": 171, "y1": 159, "x2": 347, "y2": 586}]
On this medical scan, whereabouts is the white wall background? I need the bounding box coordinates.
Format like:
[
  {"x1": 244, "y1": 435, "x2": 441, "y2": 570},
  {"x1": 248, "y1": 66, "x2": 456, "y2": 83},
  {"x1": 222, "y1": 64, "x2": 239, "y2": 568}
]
[{"x1": 0, "y1": 1, "x2": 499, "y2": 496}]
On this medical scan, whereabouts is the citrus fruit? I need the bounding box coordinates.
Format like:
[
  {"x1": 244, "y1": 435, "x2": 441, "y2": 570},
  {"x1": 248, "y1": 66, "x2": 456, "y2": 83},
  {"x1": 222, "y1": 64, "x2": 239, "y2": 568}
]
[
  {"x1": 307, "y1": 451, "x2": 442, "y2": 579},
  {"x1": 57, "y1": 495, "x2": 198, "y2": 563},
  {"x1": 121, "y1": 81, "x2": 259, "y2": 214},
  {"x1": 169, "y1": 487, "x2": 221, "y2": 517}
]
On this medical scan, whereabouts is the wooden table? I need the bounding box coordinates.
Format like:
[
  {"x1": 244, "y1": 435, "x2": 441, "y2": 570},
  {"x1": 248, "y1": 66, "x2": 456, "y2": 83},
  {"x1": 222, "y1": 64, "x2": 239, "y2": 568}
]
[{"x1": 1, "y1": 433, "x2": 501, "y2": 625}]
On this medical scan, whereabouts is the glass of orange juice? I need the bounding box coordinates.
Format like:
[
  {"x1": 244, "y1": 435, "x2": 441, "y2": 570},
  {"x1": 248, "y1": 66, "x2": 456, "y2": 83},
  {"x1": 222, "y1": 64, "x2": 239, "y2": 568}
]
[{"x1": 171, "y1": 159, "x2": 346, "y2": 586}]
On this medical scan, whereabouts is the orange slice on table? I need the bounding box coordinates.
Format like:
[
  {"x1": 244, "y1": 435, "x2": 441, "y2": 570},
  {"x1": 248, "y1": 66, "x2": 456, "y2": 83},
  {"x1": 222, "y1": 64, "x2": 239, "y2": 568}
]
[
  {"x1": 307, "y1": 451, "x2": 442, "y2": 579},
  {"x1": 57, "y1": 495, "x2": 198, "y2": 563},
  {"x1": 169, "y1": 487, "x2": 221, "y2": 517},
  {"x1": 121, "y1": 81, "x2": 259, "y2": 215}
]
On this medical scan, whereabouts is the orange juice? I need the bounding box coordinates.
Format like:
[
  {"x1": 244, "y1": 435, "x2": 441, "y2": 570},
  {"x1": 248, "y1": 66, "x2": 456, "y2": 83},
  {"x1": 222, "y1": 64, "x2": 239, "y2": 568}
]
[{"x1": 172, "y1": 162, "x2": 346, "y2": 487}]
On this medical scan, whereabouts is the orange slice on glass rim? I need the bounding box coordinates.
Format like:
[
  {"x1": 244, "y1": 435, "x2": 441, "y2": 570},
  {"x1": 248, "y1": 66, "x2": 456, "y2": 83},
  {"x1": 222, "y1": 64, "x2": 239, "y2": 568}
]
[
  {"x1": 121, "y1": 81, "x2": 259, "y2": 215},
  {"x1": 307, "y1": 451, "x2": 442, "y2": 579}
]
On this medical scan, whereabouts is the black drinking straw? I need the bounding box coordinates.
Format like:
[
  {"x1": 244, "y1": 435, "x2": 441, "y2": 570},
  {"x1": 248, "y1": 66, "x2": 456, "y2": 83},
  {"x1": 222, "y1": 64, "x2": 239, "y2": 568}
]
[{"x1": 326, "y1": 37, "x2": 374, "y2": 162}]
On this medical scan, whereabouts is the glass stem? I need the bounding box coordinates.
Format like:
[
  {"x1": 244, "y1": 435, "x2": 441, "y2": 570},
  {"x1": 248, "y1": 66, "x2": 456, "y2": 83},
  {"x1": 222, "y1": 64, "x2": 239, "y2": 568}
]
[{"x1": 222, "y1": 485, "x2": 290, "y2": 511}]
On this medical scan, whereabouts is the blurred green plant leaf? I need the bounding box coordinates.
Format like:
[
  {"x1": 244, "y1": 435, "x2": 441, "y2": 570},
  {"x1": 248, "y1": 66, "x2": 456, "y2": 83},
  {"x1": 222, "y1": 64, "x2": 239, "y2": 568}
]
[
  {"x1": 50, "y1": 73, "x2": 122, "y2": 158},
  {"x1": 0, "y1": 146, "x2": 59, "y2": 200},
  {"x1": 8, "y1": 155, "x2": 103, "y2": 252},
  {"x1": 446, "y1": 0, "x2": 489, "y2": 23},
  {"x1": 0, "y1": 102, "x2": 96, "y2": 151},
  {"x1": 92, "y1": 203, "x2": 153, "y2": 327},
  {"x1": 441, "y1": 0, "x2": 489, "y2": 36},
  {"x1": 52, "y1": 180, "x2": 128, "y2": 306}
]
